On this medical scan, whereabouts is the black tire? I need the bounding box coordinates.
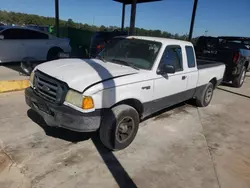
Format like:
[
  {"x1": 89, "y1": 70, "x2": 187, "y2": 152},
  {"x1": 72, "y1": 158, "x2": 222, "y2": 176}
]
[
  {"x1": 232, "y1": 66, "x2": 246, "y2": 88},
  {"x1": 99, "y1": 104, "x2": 140, "y2": 151},
  {"x1": 196, "y1": 82, "x2": 214, "y2": 107},
  {"x1": 47, "y1": 47, "x2": 63, "y2": 61},
  {"x1": 20, "y1": 58, "x2": 38, "y2": 75}
]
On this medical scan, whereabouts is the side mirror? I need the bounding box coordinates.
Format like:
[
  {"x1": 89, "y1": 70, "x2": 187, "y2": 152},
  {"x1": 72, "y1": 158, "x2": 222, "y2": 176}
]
[
  {"x1": 157, "y1": 64, "x2": 175, "y2": 75},
  {"x1": 0, "y1": 35, "x2": 4, "y2": 40}
]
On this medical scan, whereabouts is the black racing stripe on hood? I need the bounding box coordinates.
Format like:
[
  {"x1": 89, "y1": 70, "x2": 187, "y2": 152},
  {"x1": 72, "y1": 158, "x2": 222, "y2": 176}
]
[{"x1": 82, "y1": 72, "x2": 137, "y2": 93}]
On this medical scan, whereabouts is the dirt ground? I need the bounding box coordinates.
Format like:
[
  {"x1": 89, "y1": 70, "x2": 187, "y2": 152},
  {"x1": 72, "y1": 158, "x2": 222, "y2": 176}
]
[{"x1": 0, "y1": 73, "x2": 249, "y2": 188}]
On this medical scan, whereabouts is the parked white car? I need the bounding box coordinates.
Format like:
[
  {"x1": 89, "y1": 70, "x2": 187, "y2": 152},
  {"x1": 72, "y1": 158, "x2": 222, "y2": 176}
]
[
  {"x1": 0, "y1": 26, "x2": 71, "y2": 64},
  {"x1": 25, "y1": 36, "x2": 225, "y2": 150}
]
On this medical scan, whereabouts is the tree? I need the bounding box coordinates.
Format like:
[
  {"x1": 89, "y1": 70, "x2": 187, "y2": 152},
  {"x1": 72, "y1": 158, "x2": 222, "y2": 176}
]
[
  {"x1": 67, "y1": 18, "x2": 74, "y2": 27},
  {"x1": 99, "y1": 25, "x2": 106, "y2": 31},
  {"x1": 0, "y1": 10, "x2": 189, "y2": 39}
]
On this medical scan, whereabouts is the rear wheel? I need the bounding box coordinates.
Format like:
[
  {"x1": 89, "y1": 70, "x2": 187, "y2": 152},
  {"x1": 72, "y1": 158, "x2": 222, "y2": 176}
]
[
  {"x1": 20, "y1": 58, "x2": 38, "y2": 75},
  {"x1": 196, "y1": 82, "x2": 214, "y2": 107},
  {"x1": 232, "y1": 66, "x2": 246, "y2": 88},
  {"x1": 47, "y1": 47, "x2": 63, "y2": 61},
  {"x1": 99, "y1": 104, "x2": 139, "y2": 151}
]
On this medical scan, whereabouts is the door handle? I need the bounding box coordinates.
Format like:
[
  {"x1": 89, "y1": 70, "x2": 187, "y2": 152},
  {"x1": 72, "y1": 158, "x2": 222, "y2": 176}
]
[
  {"x1": 142, "y1": 86, "x2": 151, "y2": 90},
  {"x1": 182, "y1": 76, "x2": 187, "y2": 80}
]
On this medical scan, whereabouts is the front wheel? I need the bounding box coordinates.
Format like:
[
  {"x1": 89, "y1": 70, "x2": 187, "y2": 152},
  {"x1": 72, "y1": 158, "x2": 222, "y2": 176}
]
[
  {"x1": 196, "y1": 82, "x2": 214, "y2": 107},
  {"x1": 99, "y1": 104, "x2": 140, "y2": 151},
  {"x1": 232, "y1": 66, "x2": 246, "y2": 88}
]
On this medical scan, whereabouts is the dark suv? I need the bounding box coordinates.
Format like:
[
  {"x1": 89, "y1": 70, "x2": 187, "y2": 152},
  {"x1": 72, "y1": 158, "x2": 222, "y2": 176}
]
[{"x1": 89, "y1": 30, "x2": 127, "y2": 57}]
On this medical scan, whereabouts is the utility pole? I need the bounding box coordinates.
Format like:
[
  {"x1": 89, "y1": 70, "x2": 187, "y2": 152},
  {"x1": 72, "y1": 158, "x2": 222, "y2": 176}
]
[
  {"x1": 188, "y1": 0, "x2": 198, "y2": 41},
  {"x1": 121, "y1": 3, "x2": 126, "y2": 31},
  {"x1": 129, "y1": 0, "x2": 137, "y2": 35},
  {"x1": 55, "y1": 0, "x2": 59, "y2": 37}
]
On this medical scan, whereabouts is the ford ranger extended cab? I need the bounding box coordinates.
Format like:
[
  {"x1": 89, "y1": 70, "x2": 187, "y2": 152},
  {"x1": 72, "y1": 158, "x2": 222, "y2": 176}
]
[{"x1": 25, "y1": 36, "x2": 225, "y2": 150}]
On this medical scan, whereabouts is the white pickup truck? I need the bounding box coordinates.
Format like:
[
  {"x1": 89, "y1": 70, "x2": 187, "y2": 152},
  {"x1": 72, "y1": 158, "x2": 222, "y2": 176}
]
[{"x1": 25, "y1": 36, "x2": 225, "y2": 150}]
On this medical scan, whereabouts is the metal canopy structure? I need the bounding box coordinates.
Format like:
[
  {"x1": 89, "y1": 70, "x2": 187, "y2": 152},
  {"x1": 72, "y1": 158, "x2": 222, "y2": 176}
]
[
  {"x1": 54, "y1": 0, "x2": 199, "y2": 41},
  {"x1": 114, "y1": 0, "x2": 162, "y2": 35},
  {"x1": 114, "y1": 0, "x2": 161, "y2": 5}
]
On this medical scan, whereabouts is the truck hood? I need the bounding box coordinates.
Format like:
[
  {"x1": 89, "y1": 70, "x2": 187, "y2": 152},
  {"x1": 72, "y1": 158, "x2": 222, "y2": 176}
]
[{"x1": 36, "y1": 58, "x2": 139, "y2": 92}]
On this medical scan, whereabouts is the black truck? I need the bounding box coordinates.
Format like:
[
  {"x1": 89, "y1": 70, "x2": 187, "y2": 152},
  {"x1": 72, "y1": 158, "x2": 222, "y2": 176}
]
[{"x1": 195, "y1": 36, "x2": 250, "y2": 88}]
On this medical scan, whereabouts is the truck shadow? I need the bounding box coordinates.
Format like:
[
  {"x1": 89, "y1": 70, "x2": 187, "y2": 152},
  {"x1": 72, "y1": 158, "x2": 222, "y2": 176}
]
[
  {"x1": 27, "y1": 109, "x2": 137, "y2": 188},
  {"x1": 141, "y1": 102, "x2": 188, "y2": 122},
  {"x1": 220, "y1": 82, "x2": 233, "y2": 87}
]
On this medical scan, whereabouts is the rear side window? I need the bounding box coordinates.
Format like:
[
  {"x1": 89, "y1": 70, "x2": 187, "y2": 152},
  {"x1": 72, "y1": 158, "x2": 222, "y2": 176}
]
[
  {"x1": 26, "y1": 30, "x2": 48, "y2": 39},
  {"x1": 2, "y1": 29, "x2": 26, "y2": 39},
  {"x1": 2, "y1": 29, "x2": 48, "y2": 39},
  {"x1": 160, "y1": 45, "x2": 183, "y2": 72},
  {"x1": 185, "y1": 46, "x2": 196, "y2": 68}
]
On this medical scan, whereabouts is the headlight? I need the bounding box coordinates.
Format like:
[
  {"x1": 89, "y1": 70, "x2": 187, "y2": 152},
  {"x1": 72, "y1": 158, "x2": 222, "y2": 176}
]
[
  {"x1": 30, "y1": 71, "x2": 35, "y2": 87},
  {"x1": 65, "y1": 90, "x2": 94, "y2": 110}
]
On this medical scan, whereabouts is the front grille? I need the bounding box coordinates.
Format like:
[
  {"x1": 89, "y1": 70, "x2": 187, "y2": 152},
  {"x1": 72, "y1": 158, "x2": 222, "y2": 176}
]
[{"x1": 34, "y1": 71, "x2": 68, "y2": 104}]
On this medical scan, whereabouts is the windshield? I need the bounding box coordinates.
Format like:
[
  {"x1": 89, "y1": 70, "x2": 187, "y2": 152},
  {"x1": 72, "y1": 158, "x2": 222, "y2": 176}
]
[
  {"x1": 219, "y1": 39, "x2": 250, "y2": 49},
  {"x1": 99, "y1": 38, "x2": 162, "y2": 70}
]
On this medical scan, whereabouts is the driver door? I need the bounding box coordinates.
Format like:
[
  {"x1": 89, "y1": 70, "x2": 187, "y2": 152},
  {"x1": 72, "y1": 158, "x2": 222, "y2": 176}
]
[{"x1": 152, "y1": 45, "x2": 188, "y2": 110}]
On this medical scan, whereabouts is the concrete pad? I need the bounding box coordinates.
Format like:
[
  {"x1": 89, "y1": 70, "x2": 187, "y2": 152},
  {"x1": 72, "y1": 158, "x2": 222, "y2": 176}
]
[
  {"x1": 0, "y1": 91, "x2": 219, "y2": 188},
  {"x1": 0, "y1": 65, "x2": 29, "y2": 93},
  {"x1": 199, "y1": 75, "x2": 250, "y2": 188},
  {"x1": 0, "y1": 151, "x2": 31, "y2": 188},
  {"x1": 0, "y1": 65, "x2": 28, "y2": 81},
  {"x1": 0, "y1": 75, "x2": 249, "y2": 188}
]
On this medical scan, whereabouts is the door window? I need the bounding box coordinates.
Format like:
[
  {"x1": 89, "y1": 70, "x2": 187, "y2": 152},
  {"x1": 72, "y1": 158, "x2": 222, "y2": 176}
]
[
  {"x1": 26, "y1": 30, "x2": 48, "y2": 39},
  {"x1": 185, "y1": 46, "x2": 196, "y2": 68},
  {"x1": 159, "y1": 45, "x2": 183, "y2": 72}
]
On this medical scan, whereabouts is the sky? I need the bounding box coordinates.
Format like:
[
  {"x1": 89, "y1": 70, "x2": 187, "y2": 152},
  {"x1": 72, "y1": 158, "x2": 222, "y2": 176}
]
[{"x1": 0, "y1": 0, "x2": 250, "y2": 37}]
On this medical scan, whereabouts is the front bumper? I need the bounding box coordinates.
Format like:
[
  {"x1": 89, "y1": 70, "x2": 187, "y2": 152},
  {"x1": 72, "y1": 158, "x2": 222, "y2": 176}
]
[{"x1": 25, "y1": 87, "x2": 102, "y2": 132}]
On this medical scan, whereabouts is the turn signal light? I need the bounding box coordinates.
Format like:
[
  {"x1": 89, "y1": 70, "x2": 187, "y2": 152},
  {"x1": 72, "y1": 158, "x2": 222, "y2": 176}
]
[{"x1": 82, "y1": 96, "x2": 94, "y2": 109}]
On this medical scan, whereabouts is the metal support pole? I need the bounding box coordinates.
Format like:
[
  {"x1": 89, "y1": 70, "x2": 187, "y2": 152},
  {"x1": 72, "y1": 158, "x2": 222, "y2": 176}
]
[
  {"x1": 121, "y1": 3, "x2": 125, "y2": 31},
  {"x1": 129, "y1": 0, "x2": 137, "y2": 35},
  {"x1": 188, "y1": 0, "x2": 198, "y2": 41},
  {"x1": 55, "y1": 0, "x2": 59, "y2": 37}
]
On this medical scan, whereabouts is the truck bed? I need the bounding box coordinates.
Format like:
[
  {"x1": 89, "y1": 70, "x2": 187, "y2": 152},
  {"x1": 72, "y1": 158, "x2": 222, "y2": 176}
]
[{"x1": 197, "y1": 59, "x2": 225, "y2": 70}]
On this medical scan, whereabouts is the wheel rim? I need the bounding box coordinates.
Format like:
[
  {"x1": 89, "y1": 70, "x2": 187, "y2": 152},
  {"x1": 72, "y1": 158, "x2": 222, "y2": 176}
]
[
  {"x1": 240, "y1": 69, "x2": 246, "y2": 85},
  {"x1": 205, "y1": 87, "x2": 213, "y2": 104},
  {"x1": 116, "y1": 117, "x2": 135, "y2": 143},
  {"x1": 21, "y1": 61, "x2": 32, "y2": 75}
]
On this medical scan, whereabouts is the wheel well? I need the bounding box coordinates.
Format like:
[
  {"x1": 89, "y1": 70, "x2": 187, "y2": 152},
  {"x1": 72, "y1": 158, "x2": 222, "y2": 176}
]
[
  {"x1": 209, "y1": 77, "x2": 217, "y2": 89},
  {"x1": 47, "y1": 47, "x2": 63, "y2": 60},
  {"x1": 113, "y1": 99, "x2": 143, "y2": 117}
]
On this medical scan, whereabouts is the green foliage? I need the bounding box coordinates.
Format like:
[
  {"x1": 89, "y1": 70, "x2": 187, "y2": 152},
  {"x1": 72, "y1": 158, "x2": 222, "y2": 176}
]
[{"x1": 0, "y1": 10, "x2": 189, "y2": 40}]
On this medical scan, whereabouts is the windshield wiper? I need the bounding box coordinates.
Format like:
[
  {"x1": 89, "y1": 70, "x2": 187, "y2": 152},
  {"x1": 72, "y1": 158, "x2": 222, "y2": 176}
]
[
  {"x1": 111, "y1": 59, "x2": 139, "y2": 70},
  {"x1": 96, "y1": 54, "x2": 106, "y2": 63}
]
